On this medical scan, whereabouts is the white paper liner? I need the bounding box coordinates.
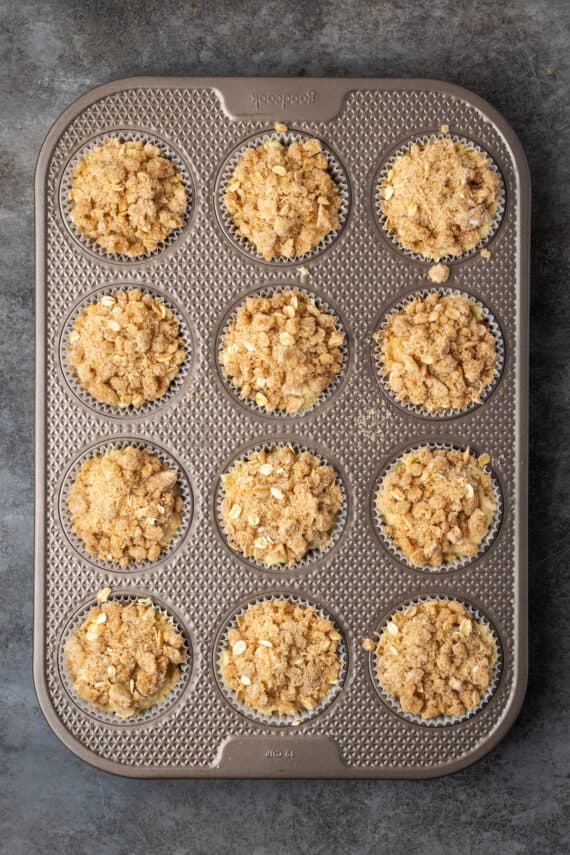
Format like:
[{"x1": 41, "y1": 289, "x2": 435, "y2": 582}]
[
  {"x1": 373, "y1": 442, "x2": 503, "y2": 573},
  {"x1": 375, "y1": 133, "x2": 506, "y2": 263},
  {"x1": 59, "y1": 130, "x2": 193, "y2": 263},
  {"x1": 216, "y1": 130, "x2": 350, "y2": 264},
  {"x1": 217, "y1": 284, "x2": 349, "y2": 418},
  {"x1": 215, "y1": 440, "x2": 348, "y2": 573},
  {"x1": 369, "y1": 596, "x2": 502, "y2": 727},
  {"x1": 59, "y1": 439, "x2": 193, "y2": 572},
  {"x1": 60, "y1": 285, "x2": 193, "y2": 418},
  {"x1": 58, "y1": 592, "x2": 191, "y2": 727},
  {"x1": 215, "y1": 592, "x2": 347, "y2": 726},
  {"x1": 373, "y1": 288, "x2": 505, "y2": 419}
]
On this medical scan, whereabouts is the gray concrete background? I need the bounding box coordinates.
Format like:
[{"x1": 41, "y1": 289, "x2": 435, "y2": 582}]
[{"x1": 1, "y1": 0, "x2": 568, "y2": 852}]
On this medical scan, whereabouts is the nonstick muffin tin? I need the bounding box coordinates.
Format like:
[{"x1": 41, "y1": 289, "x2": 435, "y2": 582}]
[{"x1": 34, "y1": 77, "x2": 529, "y2": 778}]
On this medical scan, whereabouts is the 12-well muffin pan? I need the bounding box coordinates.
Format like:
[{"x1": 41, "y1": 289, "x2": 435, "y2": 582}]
[{"x1": 34, "y1": 77, "x2": 528, "y2": 778}]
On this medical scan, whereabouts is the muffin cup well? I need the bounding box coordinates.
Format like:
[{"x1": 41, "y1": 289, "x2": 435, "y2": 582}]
[
  {"x1": 59, "y1": 438, "x2": 193, "y2": 573},
  {"x1": 216, "y1": 283, "x2": 349, "y2": 420},
  {"x1": 60, "y1": 284, "x2": 194, "y2": 419},
  {"x1": 372, "y1": 441, "x2": 503, "y2": 573},
  {"x1": 59, "y1": 129, "x2": 194, "y2": 264},
  {"x1": 214, "y1": 439, "x2": 349, "y2": 574},
  {"x1": 58, "y1": 590, "x2": 192, "y2": 727},
  {"x1": 214, "y1": 592, "x2": 348, "y2": 727},
  {"x1": 374, "y1": 133, "x2": 506, "y2": 263},
  {"x1": 368, "y1": 596, "x2": 502, "y2": 727},
  {"x1": 215, "y1": 130, "x2": 351, "y2": 266},
  {"x1": 372, "y1": 288, "x2": 505, "y2": 420}
]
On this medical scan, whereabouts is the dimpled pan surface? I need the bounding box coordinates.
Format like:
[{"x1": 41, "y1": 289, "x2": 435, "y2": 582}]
[{"x1": 34, "y1": 77, "x2": 529, "y2": 778}]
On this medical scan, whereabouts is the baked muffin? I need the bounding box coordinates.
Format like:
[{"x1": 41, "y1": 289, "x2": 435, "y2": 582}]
[
  {"x1": 67, "y1": 446, "x2": 184, "y2": 568},
  {"x1": 220, "y1": 599, "x2": 342, "y2": 717},
  {"x1": 224, "y1": 137, "x2": 341, "y2": 259},
  {"x1": 65, "y1": 596, "x2": 187, "y2": 718},
  {"x1": 67, "y1": 289, "x2": 186, "y2": 408},
  {"x1": 375, "y1": 292, "x2": 497, "y2": 412},
  {"x1": 370, "y1": 599, "x2": 497, "y2": 719},
  {"x1": 220, "y1": 446, "x2": 342, "y2": 566},
  {"x1": 380, "y1": 138, "x2": 500, "y2": 259},
  {"x1": 69, "y1": 138, "x2": 187, "y2": 256},
  {"x1": 220, "y1": 289, "x2": 344, "y2": 413},
  {"x1": 377, "y1": 447, "x2": 496, "y2": 567}
]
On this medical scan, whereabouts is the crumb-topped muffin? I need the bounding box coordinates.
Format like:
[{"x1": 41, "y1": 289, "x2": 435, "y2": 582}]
[
  {"x1": 377, "y1": 447, "x2": 496, "y2": 567},
  {"x1": 65, "y1": 596, "x2": 187, "y2": 718},
  {"x1": 380, "y1": 139, "x2": 500, "y2": 259},
  {"x1": 220, "y1": 290, "x2": 345, "y2": 413},
  {"x1": 67, "y1": 446, "x2": 184, "y2": 568},
  {"x1": 370, "y1": 600, "x2": 497, "y2": 719},
  {"x1": 375, "y1": 292, "x2": 497, "y2": 412},
  {"x1": 69, "y1": 139, "x2": 187, "y2": 256},
  {"x1": 220, "y1": 446, "x2": 342, "y2": 566},
  {"x1": 224, "y1": 137, "x2": 341, "y2": 260},
  {"x1": 220, "y1": 599, "x2": 342, "y2": 717},
  {"x1": 67, "y1": 289, "x2": 186, "y2": 408}
]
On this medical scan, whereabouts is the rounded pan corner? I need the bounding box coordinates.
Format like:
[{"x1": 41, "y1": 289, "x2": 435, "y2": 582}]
[
  {"x1": 32, "y1": 655, "x2": 136, "y2": 778},
  {"x1": 416, "y1": 78, "x2": 530, "y2": 189},
  {"x1": 422, "y1": 670, "x2": 528, "y2": 780},
  {"x1": 34, "y1": 75, "x2": 155, "y2": 191}
]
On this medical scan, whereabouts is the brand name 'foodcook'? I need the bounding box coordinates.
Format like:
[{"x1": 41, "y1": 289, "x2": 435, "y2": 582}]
[{"x1": 250, "y1": 90, "x2": 316, "y2": 111}]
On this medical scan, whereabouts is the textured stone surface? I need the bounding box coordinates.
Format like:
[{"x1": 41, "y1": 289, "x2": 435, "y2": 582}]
[{"x1": 1, "y1": 0, "x2": 568, "y2": 853}]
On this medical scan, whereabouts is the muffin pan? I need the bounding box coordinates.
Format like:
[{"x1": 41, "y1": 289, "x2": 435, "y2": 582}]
[{"x1": 34, "y1": 77, "x2": 529, "y2": 778}]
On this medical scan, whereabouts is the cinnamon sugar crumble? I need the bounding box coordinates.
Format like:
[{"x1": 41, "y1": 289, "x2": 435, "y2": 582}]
[
  {"x1": 220, "y1": 290, "x2": 345, "y2": 413},
  {"x1": 375, "y1": 292, "x2": 497, "y2": 412},
  {"x1": 67, "y1": 289, "x2": 186, "y2": 408},
  {"x1": 65, "y1": 599, "x2": 186, "y2": 718},
  {"x1": 377, "y1": 447, "x2": 496, "y2": 567},
  {"x1": 67, "y1": 447, "x2": 184, "y2": 568},
  {"x1": 220, "y1": 600, "x2": 342, "y2": 716},
  {"x1": 224, "y1": 137, "x2": 341, "y2": 259},
  {"x1": 427, "y1": 262, "x2": 450, "y2": 284},
  {"x1": 96, "y1": 586, "x2": 112, "y2": 604},
  {"x1": 220, "y1": 446, "x2": 342, "y2": 566},
  {"x1": 69, "y1": 139, "x2": 187, "y2": 256},
  {"x1": 375, "y1": 600, "x2": 497, "y2": 718},
  {"x1": 381, "y1": 139, "x2": 500, "y2": 259}
]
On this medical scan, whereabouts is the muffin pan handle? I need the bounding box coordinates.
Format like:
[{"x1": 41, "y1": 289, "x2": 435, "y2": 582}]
[
  {"x1": 215, "y1": 77, "x2": 350, "y2": 122},
  {"x1": 216, "y1": 735, "x2": 346, "y2": 777}
]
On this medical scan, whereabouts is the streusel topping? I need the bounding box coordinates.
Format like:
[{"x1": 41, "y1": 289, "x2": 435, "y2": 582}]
[
  {"x1": 65, "y1": 599, "x2": 186, "y2": 718},
  {"x1": 220, "y1": 600, "x2": 342, "y2": 717},
  {"x1": 67, "y1": 446, "x2": 184, "y2": 568},
  {"x1": 377, "y1": 447, "x2": 496, "y2": 567},
  {"x1": 220, "y1": 290, "x2": 345, "y2": 413},
  {"x1": 224, "y1": 137, "x2": 341, "y2": 260},
  {"x1": 375, "y1": 292, "x2": 497, "y2": 412},
  {"x1": 220, "y1": 446, "x2": 342, "y2": 566},
  {"x1": 69, "y1": 139, "x2": 187, "y2": 256},
  {"x1": 427, "y1": 262, "x2": 450, "y2": 284},
  {"x1": 67, "y1": 289, "x2": 186, "y2": 408},
  {"x1": 381, "y1": 139, "x2": 500, "y2": 259},
  {"x1": 373, "y1": 600, "x2": 496, "y2": 719}
]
